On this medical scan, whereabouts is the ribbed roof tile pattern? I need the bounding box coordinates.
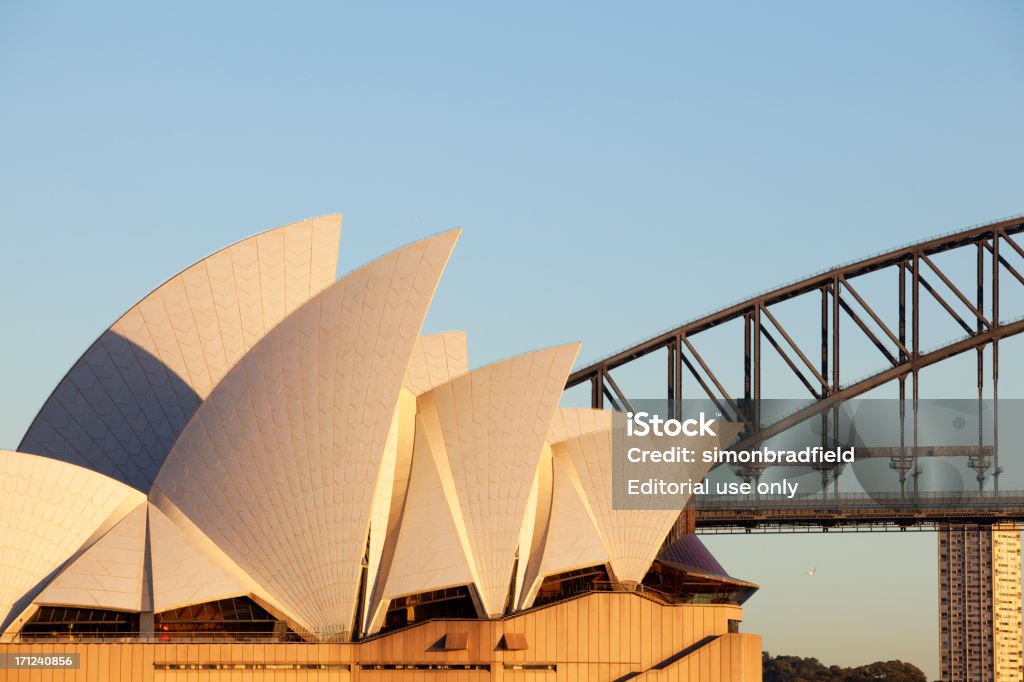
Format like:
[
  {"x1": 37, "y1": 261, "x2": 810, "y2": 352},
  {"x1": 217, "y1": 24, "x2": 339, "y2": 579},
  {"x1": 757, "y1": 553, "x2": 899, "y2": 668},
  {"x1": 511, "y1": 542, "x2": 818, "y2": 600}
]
[
  {"x1": 362, "y1": 333, "x2": 470, "y2": 633},
  {"x1": 534, "y1": 448, "x2": 610, "y2": 585},
  {"x1": 514, "y1": 444, "x2": 554, "y2": 610},
  {"x1": 152, "y1": 230, "x2": 459, "y2": 636},
  {"x1": 34, "y1": 502, "x2": 148, "y2": 612},
  {"x1": 402, "y1": 332, "x2": 469, "y2": 395},
  {"x1": 379, "y1": 416, "x2": 475, "y2": 601},
  {"x1": 148, "y1": 502, "x2": 250, "y2": 614},
  {"x1": 546, "y1": 407, "x2": 612, "y2": 445},
  {"x1": 413, "y1": 344, "x2": 580, "y2": 616},
  {"x1": 19, "y1": 216, "x2": 342, "y2": 492},
  {"x1": 0, "y1": 451, "x2": 145, "y2": 633},
  {"x1": 0, "y1": 218, "x2": 747, "y2": 644},
  {"x1": 559, "y1": 421, "x2": 738, "y2": 583}
]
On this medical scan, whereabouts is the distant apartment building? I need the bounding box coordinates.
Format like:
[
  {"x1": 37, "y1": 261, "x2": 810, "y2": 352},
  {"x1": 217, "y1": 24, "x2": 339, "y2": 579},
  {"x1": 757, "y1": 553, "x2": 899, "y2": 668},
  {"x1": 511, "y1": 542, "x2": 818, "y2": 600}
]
[{"x1": 938, "y1": 523, "x2": 1023, "y2": 682}]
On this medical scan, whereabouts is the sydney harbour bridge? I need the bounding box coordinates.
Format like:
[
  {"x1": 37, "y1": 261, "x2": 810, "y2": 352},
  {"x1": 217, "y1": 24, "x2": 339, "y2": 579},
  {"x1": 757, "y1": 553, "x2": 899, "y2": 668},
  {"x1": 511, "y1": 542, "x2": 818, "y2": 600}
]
[{"x1": 564, "y1": 215, "x2": 1024, "y2": 533}]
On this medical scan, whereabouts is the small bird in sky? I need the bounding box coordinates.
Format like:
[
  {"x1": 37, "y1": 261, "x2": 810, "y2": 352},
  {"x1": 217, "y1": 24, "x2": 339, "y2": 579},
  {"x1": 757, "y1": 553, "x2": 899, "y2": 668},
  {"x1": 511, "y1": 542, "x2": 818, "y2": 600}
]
[{"x1": 807, "y1": 567, "x2": 817, "y2": 576}]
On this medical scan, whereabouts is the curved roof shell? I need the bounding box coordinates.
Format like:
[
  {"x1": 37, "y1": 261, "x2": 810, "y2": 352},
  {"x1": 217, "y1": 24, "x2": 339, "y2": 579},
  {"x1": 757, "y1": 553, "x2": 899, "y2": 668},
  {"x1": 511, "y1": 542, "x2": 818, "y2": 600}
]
[
  {"x1": 19, "y1": 216, "x2": 342, "y2": 492},
  {"x1": 0, "y1": 219, "x2": 743, "y2": 643},
  {"x1": 151, "y1": 229, "x2": 459, "y2": 637},
  {"x1": 410, "y1": 344, "x2": 580, "y2": 617},
  {"x1": 0, "y1": 451, "x2": 144, "y2": 633}
]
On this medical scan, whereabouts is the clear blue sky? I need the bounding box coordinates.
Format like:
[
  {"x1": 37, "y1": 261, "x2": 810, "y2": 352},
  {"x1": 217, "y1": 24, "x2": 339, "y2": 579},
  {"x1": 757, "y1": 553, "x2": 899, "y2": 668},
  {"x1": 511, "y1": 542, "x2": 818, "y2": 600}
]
[{"x1": 1, "y1": 2, "x2": 1022, "y2": 677}]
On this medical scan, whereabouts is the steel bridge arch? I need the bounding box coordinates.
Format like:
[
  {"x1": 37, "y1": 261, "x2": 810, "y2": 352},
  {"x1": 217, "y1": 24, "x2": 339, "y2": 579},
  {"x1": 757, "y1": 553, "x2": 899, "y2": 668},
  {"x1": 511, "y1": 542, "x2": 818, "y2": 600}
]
[{"x1": 566, "y1": 215, "x2": 1024, "y2": 491}]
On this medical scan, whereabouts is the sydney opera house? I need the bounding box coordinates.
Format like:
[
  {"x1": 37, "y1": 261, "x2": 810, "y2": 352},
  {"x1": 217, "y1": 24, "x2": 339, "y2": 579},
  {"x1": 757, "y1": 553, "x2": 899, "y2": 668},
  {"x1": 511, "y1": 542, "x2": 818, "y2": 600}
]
[{"x1": 0, "y1": 216, "x2": 761, "y2": 680}]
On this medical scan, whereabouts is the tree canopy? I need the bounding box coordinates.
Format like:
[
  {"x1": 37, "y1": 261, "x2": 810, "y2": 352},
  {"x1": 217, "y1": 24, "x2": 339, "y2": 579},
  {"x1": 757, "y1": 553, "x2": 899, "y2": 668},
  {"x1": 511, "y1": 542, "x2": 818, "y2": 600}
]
[{"x1": 762, "y1": 652, "x2": 929, "y2": 682}]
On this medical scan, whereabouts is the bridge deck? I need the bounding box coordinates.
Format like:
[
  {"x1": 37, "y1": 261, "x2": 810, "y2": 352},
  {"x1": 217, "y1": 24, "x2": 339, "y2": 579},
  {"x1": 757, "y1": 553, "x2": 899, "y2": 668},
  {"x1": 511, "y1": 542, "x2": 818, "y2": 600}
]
[{"x1": 694, "y1": 491, "x2": 1024, "y2": 533}]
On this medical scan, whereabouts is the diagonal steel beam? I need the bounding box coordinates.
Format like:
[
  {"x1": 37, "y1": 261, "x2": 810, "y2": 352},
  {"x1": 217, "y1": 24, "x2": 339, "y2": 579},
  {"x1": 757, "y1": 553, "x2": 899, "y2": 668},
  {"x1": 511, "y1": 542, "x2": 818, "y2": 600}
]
[
  {"x1": 759, "y1": 304, "x2": 829, "y2": 392},
  {"x1": 909, "y1": 265, "x2": 975, "y2": 336},
  {"x1": 759, "y1": 325, "x2": 820, "y2": 397},
  {"x1": 679, "y1": 335, "x2": 747, "y2": 427},
  {"x1": 678, "y1": 352, "x2": 734, "y2": 422},
  {"x1": 984, "y1": 239, "x2": 1024, "y2": 287},
  {"x1": 726, "y1": 317, "x2": 1024, "y2": 454},
  {"x1": 602, "y1": 370, "x2": 634, "y2": 414},
  {"x1": 565, "y1": 219, "x2": 1024, "y2": 389},
  {"x1": 837, "y1": 297, "x2": 899, "y2": 366},
  {"x1": 840, "y1": 276, "x2": 911, "y2": 359},
  {"x1": 1002, "y1": 230, "x2": 1024, "y2": 261},
  {"x1": 602, "y1": 385, "x2": 624, "y2": 412},
  {"x1": 919, "y1": 253, "x2": 991, "y2": 327}
]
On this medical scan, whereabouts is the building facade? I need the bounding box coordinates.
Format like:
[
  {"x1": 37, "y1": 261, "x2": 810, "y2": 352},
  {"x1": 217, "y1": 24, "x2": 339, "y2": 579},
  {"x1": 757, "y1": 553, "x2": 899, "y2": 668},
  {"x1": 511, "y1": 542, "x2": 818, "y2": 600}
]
[
  {"x1": 0, "y1": 595, "x2": 761, "y2": 681},
  {"x1": 938, "y1": 522, "x2": 1023, "y2": 682},
  {"x1": 0, "y1": 216, "x2": 761, "y2": 681}
]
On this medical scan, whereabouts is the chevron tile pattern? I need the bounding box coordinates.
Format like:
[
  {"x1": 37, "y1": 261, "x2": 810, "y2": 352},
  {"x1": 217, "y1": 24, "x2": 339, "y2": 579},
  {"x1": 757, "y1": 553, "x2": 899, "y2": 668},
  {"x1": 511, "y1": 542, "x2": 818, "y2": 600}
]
[
  {"x1": 18, "y1": 216, "x2": 342, "y2": 492},
  {"x1": 402, "y1": 331, "x2": 469, "y2": 395},
  {"x1": 529, "y1": 447, "x2": 610, "y2": 598},
  {"x1": 151, "y1": 230, "x2": 459, "y2": 637},
  {"x1": 413, "y1": 344, "x2": 580, "y2": 616},
  {"x1": 35, "y1": 503, "x2": 148, "y2": 612},
  {"x1": 379, "y1": 416, "x2": 475, "y2": 605},
  {"x1": 560, "y1": 423, "x2": 736, "y2": 584},
  {"x1": 0, "y1": 451, "x2": 145, "y2": 633},
  {"x1": 0, "y1": 218, "x2": 742, "y2": 649}
]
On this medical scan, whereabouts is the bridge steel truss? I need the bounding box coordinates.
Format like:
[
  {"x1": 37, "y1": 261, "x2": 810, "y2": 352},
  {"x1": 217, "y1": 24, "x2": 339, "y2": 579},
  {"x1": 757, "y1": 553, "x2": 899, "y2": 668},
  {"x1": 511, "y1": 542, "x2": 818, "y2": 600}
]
[{"x1": 565, "y1": 216, "x2": 1024, "y2": 531}]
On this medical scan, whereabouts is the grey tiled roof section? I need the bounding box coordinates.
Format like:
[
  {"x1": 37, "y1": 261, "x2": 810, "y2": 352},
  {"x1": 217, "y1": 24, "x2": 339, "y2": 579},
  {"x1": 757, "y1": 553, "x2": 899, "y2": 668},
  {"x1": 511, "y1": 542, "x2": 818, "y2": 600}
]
[{"x1": 18, "y1": 216, "x2": 341, "y2": 492}]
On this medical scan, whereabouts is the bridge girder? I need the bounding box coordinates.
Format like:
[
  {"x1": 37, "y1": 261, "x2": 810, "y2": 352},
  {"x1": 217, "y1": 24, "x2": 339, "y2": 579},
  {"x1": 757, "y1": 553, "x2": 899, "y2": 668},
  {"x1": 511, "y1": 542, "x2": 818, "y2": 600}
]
[{"x1": 566, "y1": 216, "x2": 1024, "y2": 507}]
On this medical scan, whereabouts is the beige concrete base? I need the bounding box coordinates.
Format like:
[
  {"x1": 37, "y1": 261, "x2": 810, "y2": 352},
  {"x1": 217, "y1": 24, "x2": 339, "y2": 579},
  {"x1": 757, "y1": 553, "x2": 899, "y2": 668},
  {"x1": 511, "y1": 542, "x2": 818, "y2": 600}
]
[{"x1": 0, "y1": 593, "x2": 761, "y2": 681}]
